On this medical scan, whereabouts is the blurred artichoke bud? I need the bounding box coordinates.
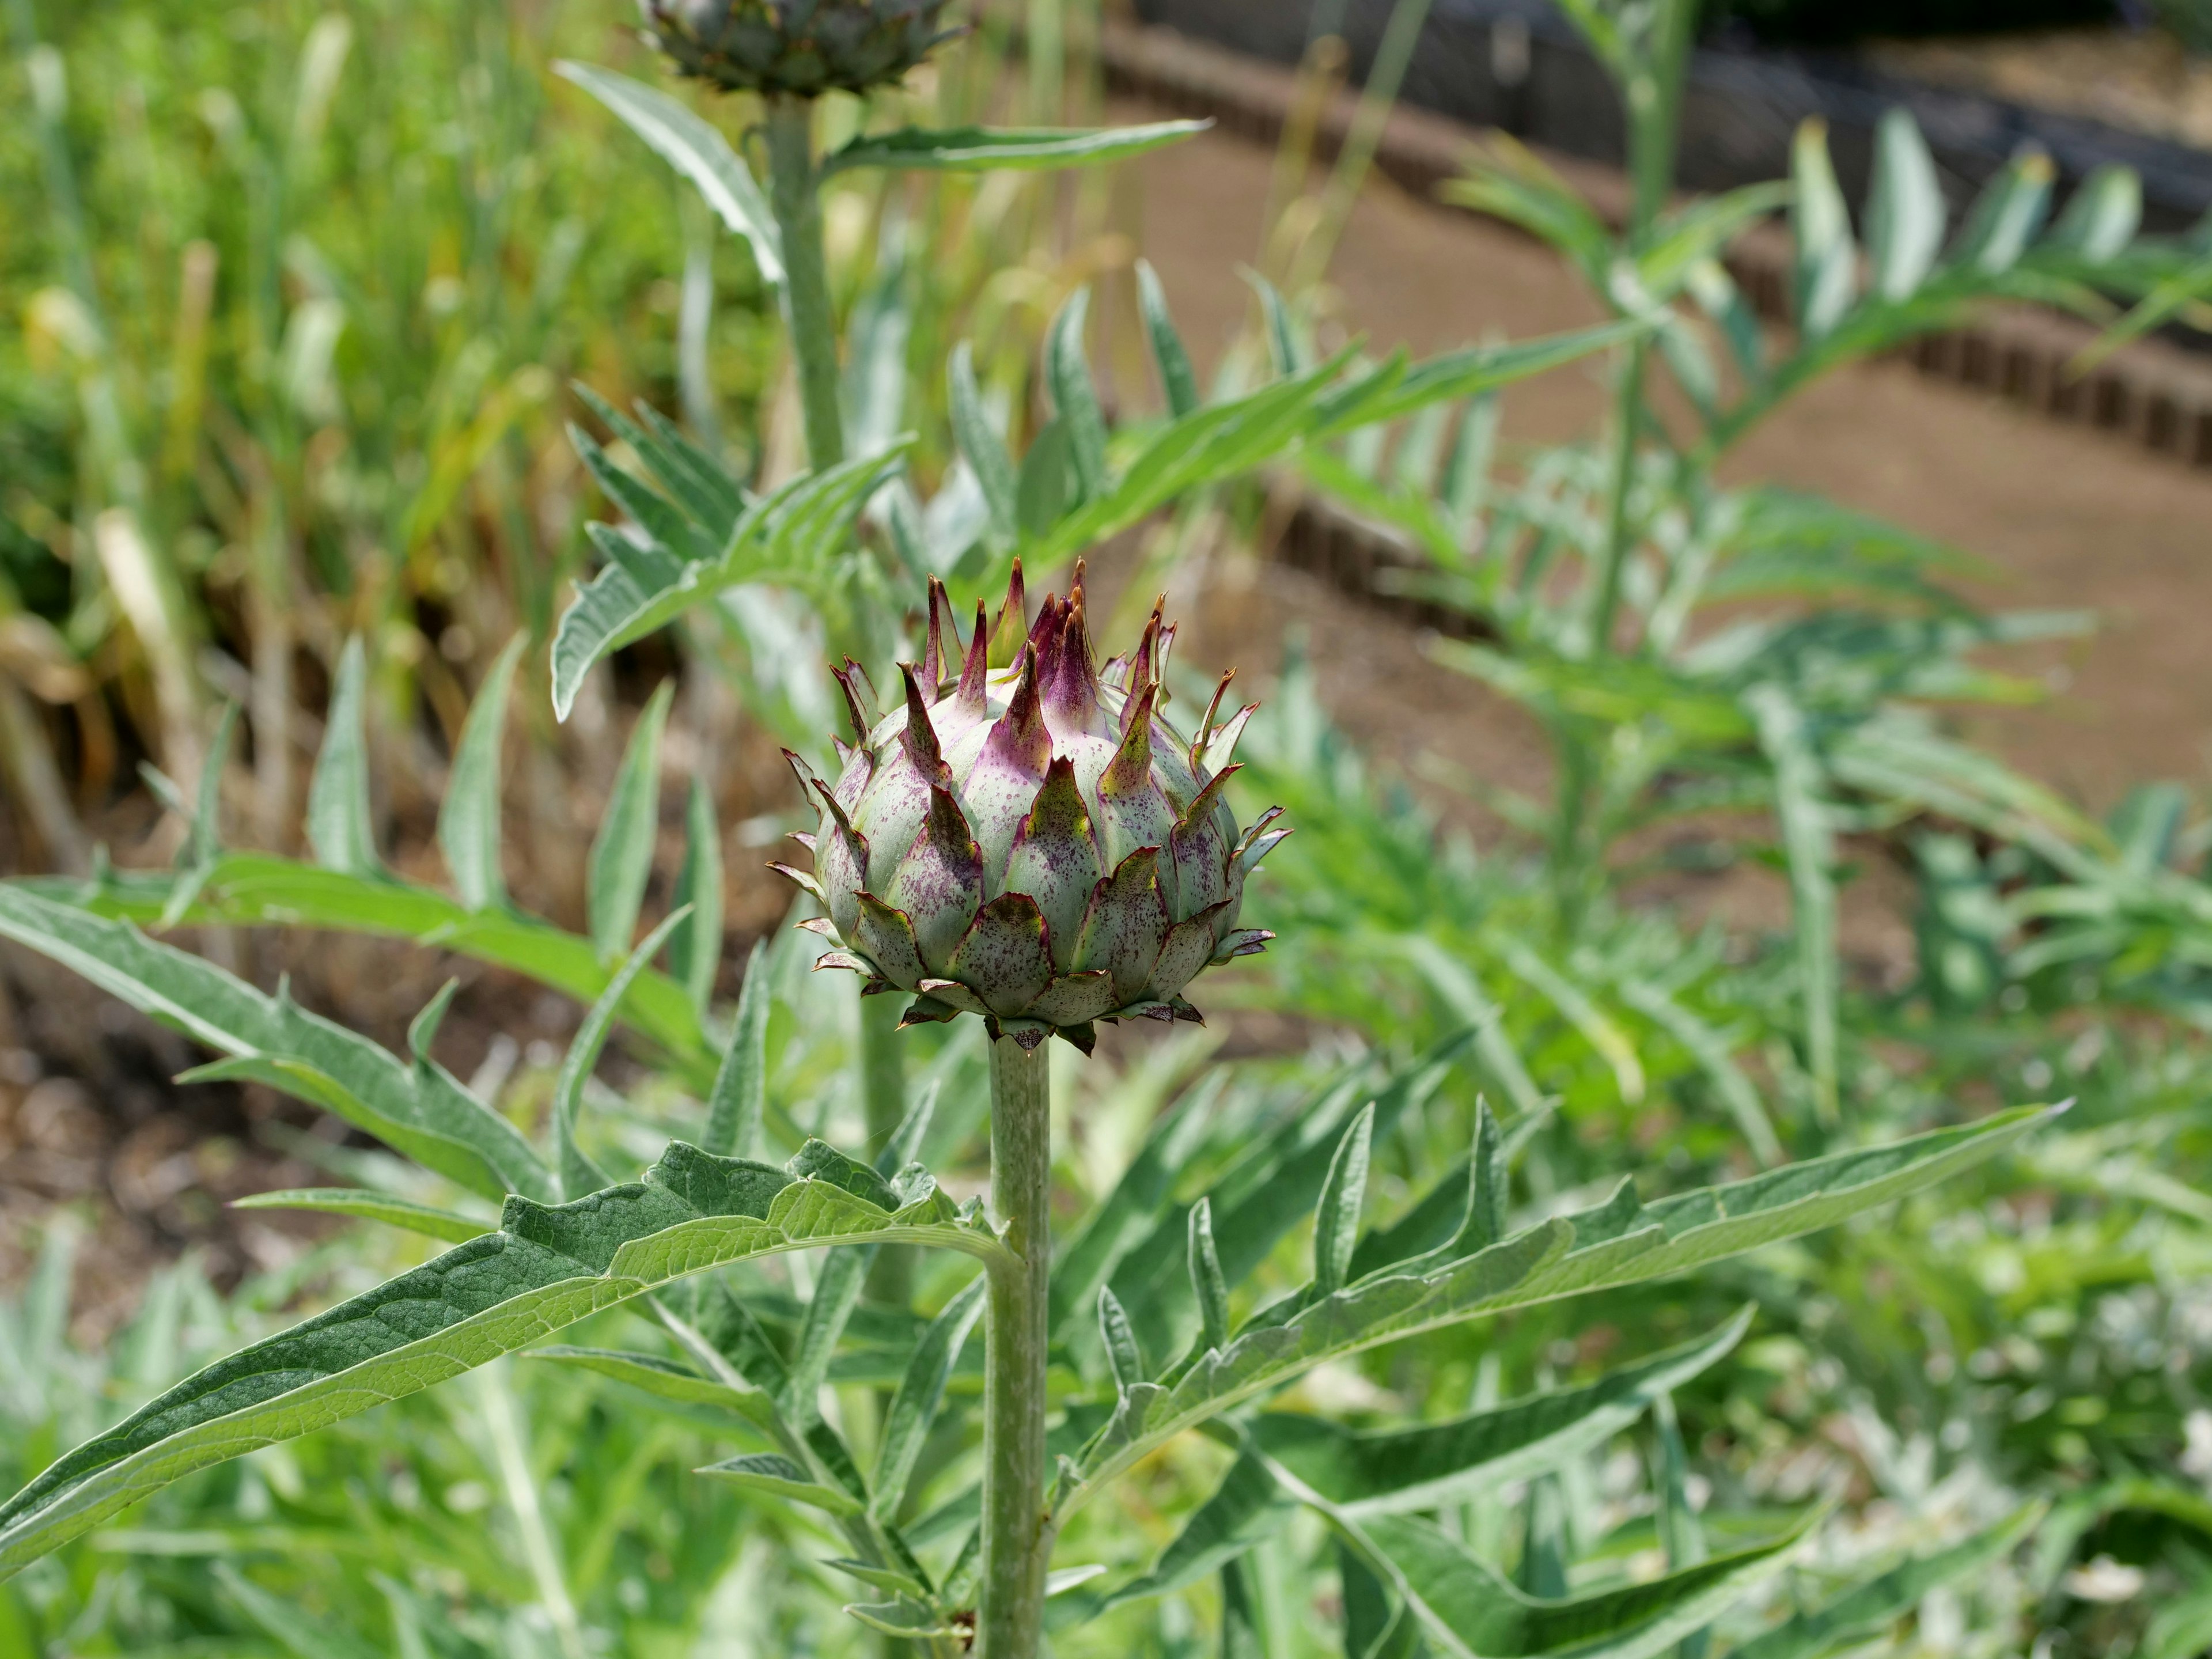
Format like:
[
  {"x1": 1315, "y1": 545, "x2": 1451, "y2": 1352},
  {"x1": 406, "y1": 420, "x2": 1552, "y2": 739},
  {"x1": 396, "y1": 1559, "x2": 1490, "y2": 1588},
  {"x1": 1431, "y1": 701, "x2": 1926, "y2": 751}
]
[
  {"x1": 641, "y1": 0, "x2": 961, "y2": 98},
  {"x1": 776, "y1": 564, "x2": 1285, "y2": 1053}
]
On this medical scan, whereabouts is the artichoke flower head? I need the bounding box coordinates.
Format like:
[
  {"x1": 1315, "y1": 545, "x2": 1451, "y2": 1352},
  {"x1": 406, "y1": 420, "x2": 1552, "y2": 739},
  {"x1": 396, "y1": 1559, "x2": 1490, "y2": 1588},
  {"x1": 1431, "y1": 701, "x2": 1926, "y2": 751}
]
[
  {"x1": 777, "y1": 565, "x2": 1285, "y2": 1053},
  {"x1": 641, "y1": 0, "x2": 962, "y2": 99}
]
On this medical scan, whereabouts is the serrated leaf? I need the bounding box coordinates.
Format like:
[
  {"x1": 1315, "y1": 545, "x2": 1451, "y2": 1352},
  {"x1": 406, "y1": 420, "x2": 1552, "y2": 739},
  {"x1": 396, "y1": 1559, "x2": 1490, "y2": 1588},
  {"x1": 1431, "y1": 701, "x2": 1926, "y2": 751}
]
[
  {"x1": 1098, "y1": 1287, "x2": 1145, "y2": 1392},
  {"x1": 669, "y1": 778, "x2": 722, "y2": 1014},
  {"x1": 573, "y1": 385, "x2": 746, "y2": 532},
  {"x1": 1104, "y1": 1450, "x2": 1294, "y2": 1608},
  {"x1": 826, "y1": 119, "x2": 1205, "y2": 173},
  {"x1": 1251, "y1": 1309, "x2": 1749, "y2": 1517},
  {"x1": 1728, "y1": 1502, "x2": 2044, "y2": 1659},
  {"x1": 554, "y1": 62, "x2": 782, "y2": 284},
  {"x1": 1047, "y1": 289, "x2": 1109, "y2": 502},
  {"x1": 306, "y1": 638, "x2": 380, "y2": 877},
  {"x1": 1864, "y1": 109, "x2": 1945, "y2": 302},
  {"x1": 551, "y1": 446, "x2": 910, "y2": 719},
  {"x1": 1312, "y1": 1102, "x2": 1375, "y2": 1298},
  {"x1": 586, "y1": 680, "x2": 672, "y2": 963},
  {"x1": 949, "y1": 341, "x2": 1017, "y2": 543},
  {"x1": 1060, "y1": 1109, "x2": 2051, "y2": 1520},
  {"x1": 1349, "y1": 1508, "x2": 1813, "y2": 1659},
  {"x1": 0, "y1": 886, "x2": 553, "y2": 1204},
  {"x1": 704, "y1": 938, "x2": 770, "y2": 1157},
  {"x1": 872, "y1": 1276, "x2": 987, "y2": 1521},
  {"x1": 700, "y1": 1452, "x2": 862, "y2": 1516},
  {"x1": 842, "y1": 1595, "x2": 957, "y2": 1638},
  {"x1": 0, "y1": 1136, "x2": 1005, "y2": 1577},
  {"x1": 782, "y1": 1245, "x2": 872, "y2": 1425},
  {"x1": 438, "y1": 634, "x2": 524, "y2": 912},
  {"x1": 1136, "y1": 258, "x2": 1200, "y2": 419},
  {"x1": 229, "y1": 1188, "x2": 493, "y2": 1244},
  {"x1": 1189, "y1": 1198, "x2": 1230, "y2": 1351},
  {"x1": 1109, "y1": 1043, "x2": 1464, "y2": 1362},
  {"x1": 574, "y1": 421, "x2": 717, "y2": 565},
  {"x1": 527, "y1": 1344, "x2": 780, "y2": 1433},
  {"x1": 25, "y1": 857, "x2": 715, "y2": 1081}
]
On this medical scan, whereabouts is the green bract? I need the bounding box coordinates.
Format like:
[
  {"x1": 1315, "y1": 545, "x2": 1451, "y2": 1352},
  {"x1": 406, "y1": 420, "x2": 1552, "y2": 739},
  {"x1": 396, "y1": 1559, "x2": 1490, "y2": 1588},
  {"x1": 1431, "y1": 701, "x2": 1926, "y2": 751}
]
[
  {"x1": 641, "y1": 0, "x2": 960, "y2": 97},
  {"x1": 778, "y1": 567, "x2": 1282, "y2": 1052}
]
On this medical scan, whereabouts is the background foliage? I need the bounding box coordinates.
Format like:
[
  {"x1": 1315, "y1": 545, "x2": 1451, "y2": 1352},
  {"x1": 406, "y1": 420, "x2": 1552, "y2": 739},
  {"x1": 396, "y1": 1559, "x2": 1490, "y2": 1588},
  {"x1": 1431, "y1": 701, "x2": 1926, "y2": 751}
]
[{"x1": 5, "y1": 0, "x2": 2212, "y2": 1656}]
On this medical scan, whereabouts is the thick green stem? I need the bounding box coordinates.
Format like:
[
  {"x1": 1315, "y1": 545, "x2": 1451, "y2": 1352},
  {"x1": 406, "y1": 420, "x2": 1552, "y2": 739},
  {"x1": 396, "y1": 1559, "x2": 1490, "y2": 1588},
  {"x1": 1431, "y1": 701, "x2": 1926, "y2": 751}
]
[
  {"x1": 978, "y1": 1036, "x2": 1052, "y2": 1659},
  {"x1": 764, "y1": 94, "x2": 844, "y2": 471}
]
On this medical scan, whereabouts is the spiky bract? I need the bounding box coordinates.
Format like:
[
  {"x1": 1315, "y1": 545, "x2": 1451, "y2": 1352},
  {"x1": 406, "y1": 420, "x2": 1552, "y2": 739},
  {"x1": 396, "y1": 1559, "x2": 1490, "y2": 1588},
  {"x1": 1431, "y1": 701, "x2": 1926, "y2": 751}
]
[
  {"x1": 641, "y1": 0, "x2": 960, "y2": 98},
  {"x1": 775, "y1": 566, "x2": 1283, "y2": 1052}
]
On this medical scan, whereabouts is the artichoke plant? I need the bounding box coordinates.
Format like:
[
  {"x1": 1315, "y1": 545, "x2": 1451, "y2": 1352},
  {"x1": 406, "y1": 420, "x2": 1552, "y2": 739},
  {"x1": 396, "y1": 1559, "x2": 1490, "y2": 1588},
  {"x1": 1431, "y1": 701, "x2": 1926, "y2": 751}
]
[
  {"x1": 777, "y1": 565, "x2": 1284, "y2": 1052},
  {"x1": 640, "y1": 0, "x2": 961, "y2": 97}
]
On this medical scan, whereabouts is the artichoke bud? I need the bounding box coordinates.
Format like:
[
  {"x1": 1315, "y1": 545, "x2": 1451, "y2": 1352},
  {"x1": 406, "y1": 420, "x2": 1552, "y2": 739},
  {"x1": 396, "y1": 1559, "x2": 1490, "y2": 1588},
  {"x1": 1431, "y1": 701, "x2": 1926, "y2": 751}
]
[
  {"x1": 775, "y1": 563, "x2": 1284, "y2": 1054},
  {"x1": 641, "y1": 0, "x2": 963, "y2": 99}
]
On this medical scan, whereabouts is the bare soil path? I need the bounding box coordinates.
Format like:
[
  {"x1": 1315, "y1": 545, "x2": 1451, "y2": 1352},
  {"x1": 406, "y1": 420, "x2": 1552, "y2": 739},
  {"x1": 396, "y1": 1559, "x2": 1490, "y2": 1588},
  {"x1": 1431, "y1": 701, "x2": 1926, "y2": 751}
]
[{"x1": 1123, "y1": 100, "x2": 2212, "y2": 813}]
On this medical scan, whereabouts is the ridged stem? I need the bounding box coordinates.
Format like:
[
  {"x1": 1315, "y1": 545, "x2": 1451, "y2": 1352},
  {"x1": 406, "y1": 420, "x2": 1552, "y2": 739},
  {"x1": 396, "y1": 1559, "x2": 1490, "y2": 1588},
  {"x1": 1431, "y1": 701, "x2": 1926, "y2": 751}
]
[
  {"x1": 978, "y1": 1036, "x2": 1052, "y2": 1659},
  {"x1": 763, "y1": 93, "x2": 844, "y2": 471}
]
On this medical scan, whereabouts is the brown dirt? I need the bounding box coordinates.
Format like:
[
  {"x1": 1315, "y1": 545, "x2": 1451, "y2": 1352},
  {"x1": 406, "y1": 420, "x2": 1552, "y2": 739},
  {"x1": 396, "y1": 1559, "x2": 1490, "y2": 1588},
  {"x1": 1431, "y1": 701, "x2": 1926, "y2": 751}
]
[
  {"x1": 1867, "y1": 28, "x2": 2212, "y2": 152},
  {"x1": 1120, "y1": 96, "x2": 2212, "y2": 813}
]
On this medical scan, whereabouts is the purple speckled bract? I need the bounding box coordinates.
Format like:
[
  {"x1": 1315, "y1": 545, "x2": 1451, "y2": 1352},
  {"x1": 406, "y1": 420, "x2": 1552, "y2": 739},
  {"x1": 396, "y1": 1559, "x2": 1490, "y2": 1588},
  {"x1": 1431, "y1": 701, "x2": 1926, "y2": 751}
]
[
  {"x1": 640, "y1": 0, "x2": 961, "y2": 98},
  {"x1": 773, "y1": 563, "x2": 1285, "y2": 1053}
]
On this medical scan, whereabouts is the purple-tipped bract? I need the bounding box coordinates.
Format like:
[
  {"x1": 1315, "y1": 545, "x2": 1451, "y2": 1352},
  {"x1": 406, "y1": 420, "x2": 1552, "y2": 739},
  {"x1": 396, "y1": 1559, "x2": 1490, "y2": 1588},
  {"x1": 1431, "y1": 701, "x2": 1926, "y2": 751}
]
[{"x1": 775, "y1": 565, "x2": 1285, "y2": 1052}]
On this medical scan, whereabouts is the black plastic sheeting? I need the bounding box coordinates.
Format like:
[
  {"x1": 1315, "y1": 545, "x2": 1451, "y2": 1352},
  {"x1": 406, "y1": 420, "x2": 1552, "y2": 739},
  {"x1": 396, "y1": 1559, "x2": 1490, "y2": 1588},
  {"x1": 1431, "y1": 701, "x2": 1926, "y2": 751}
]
[{"x1": 1132, "y1": 0, "x2": 2212, "y2": 234}]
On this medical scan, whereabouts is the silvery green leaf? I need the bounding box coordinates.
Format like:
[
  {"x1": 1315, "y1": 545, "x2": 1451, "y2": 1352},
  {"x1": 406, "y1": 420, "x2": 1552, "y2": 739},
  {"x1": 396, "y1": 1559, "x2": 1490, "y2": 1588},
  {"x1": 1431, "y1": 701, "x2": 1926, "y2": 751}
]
[
  {"x1": 229, "y1": 1188, "x2": 493, "y2": 1244},
  {"x1": 1061, "y1": 1109, "x2": 2053, "y2": 1520},
  {"x1": 552, "y1": 446, "x2": 909, "y2": 720},
  {"x1": 553, "y1": 62, "x2": 782, "y2": 285},
  {"x1": 1189, "y1": 1198, "x2": 1230, "y2": 1351},
  {"x1": 586, "y1": 680, "x2": 672, "y2": 963},
  {"x1": 949, "y1": 341, "x2": 1018, "y2": 544},
  {"x1": 1103, "y1": 1450, "x2": 1294, "y2": 1608},
  {"x1": 826, "y1": 120, "x2": 1205, "y2": 174},
  {"x1": 527, "y1": 1345, "x2": 779, "y2": 1433},
  {"x1": 1248, "y1": 1310, "x2": 1747, "y2": 1518},
  {"x1": 871, "y1": 1276, "x2": 987, "y2": 1521},
  {"x1": 669, "y1": 777, "x2": 722, "y2": 1015},
  {"x1": 1136, "y1": 258, "x2": 1200, "y2": 419},
  {"x1": 1948, "y1": 147, "x2": 2055, "y2": 274},
  {"x1": 438, "y1": 634, "x2": 524, "y2": 913},
  {"x1": 700, "y1": 1453, "x2": 862, "y2": 1517},
  {"x1": 1312, "y1": 1102, "x2": 1375, "y2": 1297},
  {"x1": 704, "y1": 939, "x2": 770, "y2": 1158},
  {"x1": 306, "y1": 637, "x2": 380, "y2": 877},
  {"x1": 0, "y1": 886, "x2": 552, "y2": 1204},
  {"x1": 0, "y1": 1137, "x2": 1003, "y2": 1577},
  {"x1": 1727, "y1": 1502, "x2": 2044, "y2": 1659},
  {"x1": 24, "y1": 857, "x2": 715, "y2": 1082},
  {"x1": 1790, "y1": 119, "x2": 1855, "y2": 340},
  {"x1": 1864, "y1": 109, "x2": 1945, "y2": 301},
  {"x1": 2044, "y1": 165, "x2": 2141, "y2": 262},
  {"x1": 1098, "y1": 1287, "x2": 1145, "y2": 1393},
  {"x1": 554, "y1": 907, "x2": 693, "y2": 1196},
  {"x1": 1347, "y1": 1508, "x2": 1814, "y2": 1659},
  {"x1": 1046, "y1": 289, "x2": 1110, "y2": 502}
]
